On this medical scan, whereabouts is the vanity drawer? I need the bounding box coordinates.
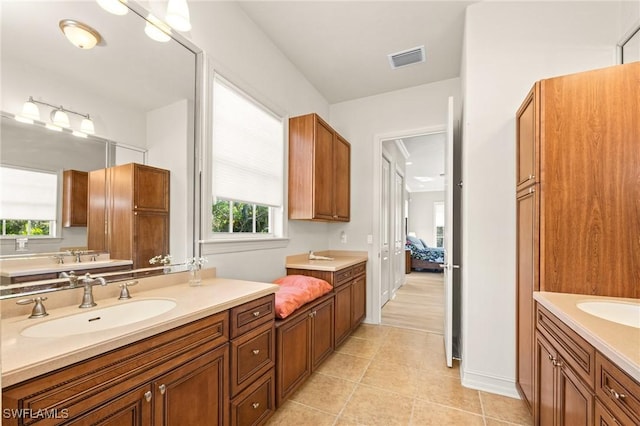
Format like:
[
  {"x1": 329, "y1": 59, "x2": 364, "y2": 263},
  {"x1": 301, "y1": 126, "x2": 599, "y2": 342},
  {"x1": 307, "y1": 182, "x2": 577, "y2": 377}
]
[
  {"x1": 596, "y1": 352, "x2": 640, "y2": 423},
  {"x1": 231, "y1": 322, "x2": 275, "y2": 396},
  {"x1": 231, "y1": 370, "x2": 275, "y2": 426},
  {"x1": 351, "y1": 262, "x2": 366, "y2": 278},
  {"x1": 335, "y1": 267, "x2": 354, "y2": 287},
  {"x1": 230, "y1": 295, "x2": 275, "y2": 338},
  {"x1": 536, "y1": 305, "x2": 595, "y2": 387}
]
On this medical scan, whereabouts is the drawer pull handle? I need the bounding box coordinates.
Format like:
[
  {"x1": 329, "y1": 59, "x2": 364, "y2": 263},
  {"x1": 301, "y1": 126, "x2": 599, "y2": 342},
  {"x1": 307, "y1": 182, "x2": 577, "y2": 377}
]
[
  {"x1": 607, "y1": 386, "x2": 626, "y2": 400},
  {"x1": 551, "y1": 359, "x2": 563, "y2": 368},
  {"x1": 252, "y1": 349, "x2": 260, "y2": 355},
  {"x1": 253, "y1": 311, "x2": 260, "y2": 317},
  {"x1": 159, "y1": 384, "x2": 166, "y2": 395},
  {"x1": 252, "y1": 402, "x2": 260, "y2": 409},
  {"x1": 144, "y1": 391, "x2": 152, "y2": 402},
  {"x1": 528, "y1": 174, "x2": 535, "y2": 180}
]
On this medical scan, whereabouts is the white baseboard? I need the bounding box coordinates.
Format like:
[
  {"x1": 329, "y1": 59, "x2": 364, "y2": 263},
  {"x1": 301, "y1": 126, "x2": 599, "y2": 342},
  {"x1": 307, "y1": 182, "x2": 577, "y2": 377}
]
[{"x1": 460, "y1": 368, "x2": 521, "y2": 399}]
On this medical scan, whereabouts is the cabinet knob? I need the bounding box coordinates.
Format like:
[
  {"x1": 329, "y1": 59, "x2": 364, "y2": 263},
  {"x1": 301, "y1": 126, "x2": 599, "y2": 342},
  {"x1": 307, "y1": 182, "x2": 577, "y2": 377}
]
[
  {"x1": 252, "y1": 402, "x2": 260, "y2": 409},
  {"x1": 252, "y1": 349, "x2": 260, "y2": 355},
  {"x1": 144, "y1": 391, "x2": 152, "y2": 402},
  {"x1": 528, "y1": 174, "x2": 535, "y2": 180},
  {"x1": 252, "y1": 311, "x2": 260, "y2": 317},
  {"x1": 607, "y1": 386, "x2": 626, "y2": 400},
  {"x1": 159, "y1": 384, "x2": 166, "y2": 395}
]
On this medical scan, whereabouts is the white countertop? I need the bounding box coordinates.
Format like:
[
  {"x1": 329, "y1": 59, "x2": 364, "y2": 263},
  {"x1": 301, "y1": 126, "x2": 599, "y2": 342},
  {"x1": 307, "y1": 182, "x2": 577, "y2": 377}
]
[
  {"x1": 534, "y1": 291, "x2": 640, "y2": 382},
  {"x1": 2, "y1": 277, "x2": 279, "y2": 387},
  {"x1": 286, "y1": 250, "x2": 368, "y2": 272},
  {"x1": 0, "y1": 259, "x2": 133, "y2": 277}
]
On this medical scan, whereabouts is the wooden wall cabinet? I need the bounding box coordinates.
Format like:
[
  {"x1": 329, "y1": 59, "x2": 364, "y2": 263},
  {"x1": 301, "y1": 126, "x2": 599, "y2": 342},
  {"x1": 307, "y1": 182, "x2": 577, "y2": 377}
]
[
  {"x1": 88, "y1": 163, "x2": 169, "y2": 268},
  {"x1": 62, "y1": 170, "x2": 88, "y2": 227},
  {"x1": 516, "y1": 62, "x2": 640, "y2": 411},
  {"x1": 288, "y1": 113, "x2": 351, "y2": 222}
]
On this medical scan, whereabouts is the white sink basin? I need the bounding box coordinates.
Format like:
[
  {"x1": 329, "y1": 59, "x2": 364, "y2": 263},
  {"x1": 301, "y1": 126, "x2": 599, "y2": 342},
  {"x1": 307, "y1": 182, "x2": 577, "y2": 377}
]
[
  {"x1": 577, "y1": 301, "x2": 640, "y2": 329},
  {"x1": 21, "y1": 299, "x2": 177, "y2": 338}
]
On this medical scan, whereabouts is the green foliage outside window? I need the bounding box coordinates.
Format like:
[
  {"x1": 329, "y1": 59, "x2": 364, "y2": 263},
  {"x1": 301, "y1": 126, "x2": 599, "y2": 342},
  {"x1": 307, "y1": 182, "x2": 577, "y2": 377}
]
[
  {"x1": 212, "y1": 200, "x2": 269, "y2": 234},
  {"x1": 1, "y1": 220, "x2": 51, "y2": 236}
]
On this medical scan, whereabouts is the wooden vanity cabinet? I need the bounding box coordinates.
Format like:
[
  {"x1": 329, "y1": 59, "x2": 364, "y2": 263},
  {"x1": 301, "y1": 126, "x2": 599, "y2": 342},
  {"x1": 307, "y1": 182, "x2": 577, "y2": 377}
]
[
  {"x1": 275, "y1": 293, "x2": 334, "y2": 407},
  {"x1": 2, "y1": 311, "x2": 229, "y2": 426},
  {"x1": 88, "y1": 163, "x2": 169, "y2": 269},
  {"x1": 595, "y1": 353, "x2": 640, "y2": 425},
  {"x1": 516, "y1": 63, "x2": 640, "y2": 413},
  {"x1": 62, "y1": 170, "x2": 88, "y2": 227},
  {"x1": 288, "y1": 113, "x2": 350, "y2": 222}
]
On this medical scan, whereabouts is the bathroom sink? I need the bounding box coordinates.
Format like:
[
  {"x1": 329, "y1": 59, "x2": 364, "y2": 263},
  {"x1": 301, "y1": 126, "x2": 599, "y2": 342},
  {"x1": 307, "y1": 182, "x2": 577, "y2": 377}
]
[
  {"x1": 21, "y1": 299, "x2": 177, "y2": 338},
  {"x1": 576, "y1": 301, "x2": 640, "y2": 329}
]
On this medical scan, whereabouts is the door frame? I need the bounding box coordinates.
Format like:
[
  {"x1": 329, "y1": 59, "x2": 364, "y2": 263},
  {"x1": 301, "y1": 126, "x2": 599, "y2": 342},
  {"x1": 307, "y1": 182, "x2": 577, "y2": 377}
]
[{"x1": 371, "y1": 125, "x2": 445, "y2": 324}]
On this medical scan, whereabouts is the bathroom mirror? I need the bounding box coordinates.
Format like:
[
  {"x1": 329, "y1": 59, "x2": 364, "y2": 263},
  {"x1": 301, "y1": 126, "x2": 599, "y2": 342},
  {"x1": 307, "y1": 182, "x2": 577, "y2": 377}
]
[{"x1": 0, "y1": 1, "x2": 201, "y2": 296}]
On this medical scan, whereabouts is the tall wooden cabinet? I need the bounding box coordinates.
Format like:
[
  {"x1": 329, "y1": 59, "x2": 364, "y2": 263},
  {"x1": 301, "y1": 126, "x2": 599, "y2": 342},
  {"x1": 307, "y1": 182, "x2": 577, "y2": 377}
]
[
  {"x1": 288, "y1": 113, "x2": 351, "y2": 222},
  {"x1": 62, "y1": 170, "x2": 88, "y2": 227},
  {"x1": 515, "y1": 63, "x2": 640, "y2": 414},
  {"x1": 88, "y1": 163, "x2": 170, "y2": 268}
]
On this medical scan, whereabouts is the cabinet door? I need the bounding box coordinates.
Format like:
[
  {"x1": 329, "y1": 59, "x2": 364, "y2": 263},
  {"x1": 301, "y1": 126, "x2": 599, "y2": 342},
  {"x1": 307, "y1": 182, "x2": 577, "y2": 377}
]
[
  {"x1": 351, "y1": 275, "x2": 366, "y2": 327},
  {"x1": 516, "y1": 186, "x2": 538, "y2": 410},
  {"x1": 133, "y1": 164, "x2": 169, "y2": 212},
  {"x1": 595, "y1": 398, "x2": 634, "y2": 426},
  {"x1": 334, "y1": 284, "x2": 352, "y2": 347},
  {"x1": 558, "y1": 360, "x2": 594, "y2": 426},
  {"x1": 313, "y1": 118, "x2": 335, "y2": 220},
  {"x1": 333, "y1": 134, "x2": 350, "y2": 221},
  {"x1": 87, "y1": 168, "x2": 108, "y2": 251},
  {"x1": 153, "y1": 343, "x2": 229, "y2": 426},
  {"x1": 132, "y1": 212, "x2": 169, "y2": 268},
  {"x1": 276, "y1": 312, "x2": 311, "y2": 406},
  {"x1": 62, "y1": 170, "x2": 88, "y2": 227},
  {"x1": 516, "y1": 83, "x2": 539, "y2": 192},
  {"x1": 536, "y1": 332, "x2": 557, "y2": 426},
  {"x1": 66, "y1": 385, "x2": 153, "y2": 426},
  {"x1": 311, "y1": 297, "x2": 334, "y2": 370}
]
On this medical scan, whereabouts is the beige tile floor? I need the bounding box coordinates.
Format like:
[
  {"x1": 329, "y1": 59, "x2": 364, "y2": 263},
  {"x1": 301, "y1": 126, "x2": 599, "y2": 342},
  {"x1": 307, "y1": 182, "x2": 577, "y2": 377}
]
[{"x1": 266, "y1": 325, "x2": 533, "y2": 426}]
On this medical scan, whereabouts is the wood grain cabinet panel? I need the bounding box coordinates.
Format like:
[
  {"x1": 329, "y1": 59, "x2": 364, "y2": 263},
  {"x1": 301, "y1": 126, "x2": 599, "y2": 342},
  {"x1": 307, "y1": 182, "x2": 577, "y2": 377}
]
[
  {"x1": 288, "y1": 113, "x2": 350, "y2": 222},
  {"x1": 62, "y1": 170, "x2": 88, "y2": 227},
  {"x1": 231, "y1": 370, "x2": 275, "y2": 426}
]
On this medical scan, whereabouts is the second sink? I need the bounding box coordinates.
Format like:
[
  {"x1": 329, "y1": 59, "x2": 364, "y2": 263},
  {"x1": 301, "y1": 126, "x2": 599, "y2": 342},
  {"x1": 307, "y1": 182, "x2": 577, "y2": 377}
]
[
  {"x1": 21, "y1": 298, "x2": 177, "y2": 338},
  {"x1": 577, "y1": 300, "x2": 640, "y2": 329}
]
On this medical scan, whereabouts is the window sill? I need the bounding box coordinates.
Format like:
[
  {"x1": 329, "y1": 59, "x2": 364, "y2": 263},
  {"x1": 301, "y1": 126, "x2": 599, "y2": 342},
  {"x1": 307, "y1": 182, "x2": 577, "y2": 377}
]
[{"x1": 201, "y1": 237, "x2": 289, "y2": 255}]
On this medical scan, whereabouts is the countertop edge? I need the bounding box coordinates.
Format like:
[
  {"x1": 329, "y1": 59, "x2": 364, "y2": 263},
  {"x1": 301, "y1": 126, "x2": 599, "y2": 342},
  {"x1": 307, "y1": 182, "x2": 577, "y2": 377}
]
[
  {"x1": 533, "y1": 292, "x2": 640, "y2": 383},
  {"x1": 2, "y1": 280, "x2": 278, "y2": 387}
]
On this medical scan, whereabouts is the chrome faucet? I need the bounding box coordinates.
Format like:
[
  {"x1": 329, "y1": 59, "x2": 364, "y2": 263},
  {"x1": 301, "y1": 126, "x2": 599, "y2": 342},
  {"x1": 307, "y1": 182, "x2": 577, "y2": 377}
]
[
  {"x1": 16, "y1": 297, "x2": 49, "y2": 319},
  {"x1": 79, "y1": 273, "x2": 107, "y2": 308},
  {"x1": 59, "y1": 270, "x2": 78, "y2": 287},
  {"x1": 68, "y1": 249, "x2": 84, "y2": 263},
  {"x1": 51, "y1": 254, "x2": 64, "y2": 264}
]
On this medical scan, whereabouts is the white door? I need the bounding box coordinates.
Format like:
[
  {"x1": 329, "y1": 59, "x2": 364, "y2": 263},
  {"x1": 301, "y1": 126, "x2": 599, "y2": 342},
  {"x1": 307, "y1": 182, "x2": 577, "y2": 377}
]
[
  {"x1": 380, "y1": 153, "x2": 392, "y2": 306},
  {"x1": 393, "y1": 169, "x2": 404, "y2": 292},
  {"x1": 442, "y1": 96, "x2": 457, "y2": 367}
]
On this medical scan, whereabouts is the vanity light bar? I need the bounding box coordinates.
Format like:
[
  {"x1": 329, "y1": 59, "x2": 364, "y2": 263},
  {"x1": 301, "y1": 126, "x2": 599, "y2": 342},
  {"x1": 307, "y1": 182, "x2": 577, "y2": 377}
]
[{"x1": 19, "y1": 97, "x2": 95, "y2": 136}]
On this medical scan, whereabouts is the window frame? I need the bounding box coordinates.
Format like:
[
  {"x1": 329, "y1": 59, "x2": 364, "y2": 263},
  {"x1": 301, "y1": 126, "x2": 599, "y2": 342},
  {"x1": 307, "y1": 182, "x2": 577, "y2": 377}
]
[
  {"x1": 433, "y1": 201, "x2": 444, "y2": 248},
  {"x1": 200, "y1": 70, "x2": 289, "y2": 255}
]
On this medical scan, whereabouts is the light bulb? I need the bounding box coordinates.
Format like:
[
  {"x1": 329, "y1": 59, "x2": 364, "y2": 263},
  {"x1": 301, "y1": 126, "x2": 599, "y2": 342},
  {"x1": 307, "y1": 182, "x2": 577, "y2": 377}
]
[
  {"x1": 21, "y1": 98, "x2": 40, "y2": 121},
  {"x1": 96, "y1": 0, "x2": 128, "y2": 16},
  {"x1": 81, "y1": 116, "x2": 95, "y2": 134},
  {"x1": 145, "y1": 15, "x2": 171, "y2": 42},
  {"x1": 166, "y1": 0, "x2": 192, "y2": 32},
  {"x1": 51, "y1": 109, "x2": 71, "y2": 128}
]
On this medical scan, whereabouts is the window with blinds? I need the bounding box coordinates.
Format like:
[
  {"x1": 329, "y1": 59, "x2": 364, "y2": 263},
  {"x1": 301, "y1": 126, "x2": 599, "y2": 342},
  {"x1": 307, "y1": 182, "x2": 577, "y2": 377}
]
[
  {"x1": 210, "y1": 76, "x2": 284, "y2": 238},
  {"x1": 0, "y1": 166, "x2": 57, "y2": 237}
]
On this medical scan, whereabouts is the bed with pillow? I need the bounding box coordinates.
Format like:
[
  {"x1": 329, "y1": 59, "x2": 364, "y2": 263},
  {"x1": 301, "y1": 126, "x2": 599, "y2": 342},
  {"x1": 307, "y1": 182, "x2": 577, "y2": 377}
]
[{"x1": 405, "y1": 235, "x2": 444, "y2": 272}]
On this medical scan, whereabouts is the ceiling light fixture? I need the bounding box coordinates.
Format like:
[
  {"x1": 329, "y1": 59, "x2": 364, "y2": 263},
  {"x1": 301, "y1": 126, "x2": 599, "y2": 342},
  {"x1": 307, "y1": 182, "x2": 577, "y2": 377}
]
[
  {"x1": 17, "y1": 97, "x2": 96, "y2": 135},
  {"x1": 96, "y1": 0, "x2": 129, "y2": 16},
  {"x1": 145, "y1": 14, "x2": 172, "y2": 42},
  {"x1": 59, "y1": 20, "x2": 102, "y2": 50},
  {"x1": 166, "y1": 0, "x2": 192, "y2": 32}
]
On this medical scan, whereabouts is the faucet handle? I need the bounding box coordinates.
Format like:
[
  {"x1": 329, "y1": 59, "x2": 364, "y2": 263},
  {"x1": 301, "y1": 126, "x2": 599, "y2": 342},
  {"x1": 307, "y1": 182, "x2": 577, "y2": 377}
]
[
  {"x1": 50, "y1": 254, "x2": 64, "y2": 264},
  {"x1": 16, "y1": 297, "x2": 49, "y2": 319},
  {"x1": 118, "y1": 281, "x2": 138, "y2": 300}
]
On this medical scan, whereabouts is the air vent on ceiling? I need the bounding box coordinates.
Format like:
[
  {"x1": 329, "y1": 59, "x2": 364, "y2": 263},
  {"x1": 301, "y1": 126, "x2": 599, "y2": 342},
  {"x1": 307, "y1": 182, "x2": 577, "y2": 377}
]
[{"x1": 388, "y1": 45, "x2": 426, "y2": 69}]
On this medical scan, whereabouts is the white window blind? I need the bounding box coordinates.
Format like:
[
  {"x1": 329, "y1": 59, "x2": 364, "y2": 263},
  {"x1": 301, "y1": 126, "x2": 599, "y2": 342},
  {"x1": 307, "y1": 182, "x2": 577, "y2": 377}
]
[
  {"x1": 0, "y1": 166, "x2": 57, "y2": 220},
  {"x1": 212, "y1": 77, "x2": 283, "y2": 207}
]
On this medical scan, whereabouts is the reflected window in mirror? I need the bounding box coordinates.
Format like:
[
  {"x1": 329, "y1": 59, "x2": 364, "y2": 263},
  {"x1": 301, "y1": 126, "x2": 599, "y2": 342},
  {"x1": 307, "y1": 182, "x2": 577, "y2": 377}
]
[
  {"x1": 0, "y1": 166, "x2": 57, "y2": 237},
  {"x1": 207, "y1": 75, "x2": 285, "y2": 243}
]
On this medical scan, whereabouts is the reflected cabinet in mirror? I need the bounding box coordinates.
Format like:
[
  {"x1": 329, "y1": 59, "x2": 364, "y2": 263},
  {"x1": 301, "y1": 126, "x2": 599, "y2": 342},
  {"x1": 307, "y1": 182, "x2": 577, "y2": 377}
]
[{"x1": 0, "y1": 0, "x2": 201, "y2": 298}]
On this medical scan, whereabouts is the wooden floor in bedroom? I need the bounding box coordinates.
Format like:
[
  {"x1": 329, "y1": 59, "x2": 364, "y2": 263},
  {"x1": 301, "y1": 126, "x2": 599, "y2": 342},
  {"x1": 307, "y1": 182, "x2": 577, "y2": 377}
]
[{"x1": 381, "y1": 270, "x2": 445, "y2": 334}]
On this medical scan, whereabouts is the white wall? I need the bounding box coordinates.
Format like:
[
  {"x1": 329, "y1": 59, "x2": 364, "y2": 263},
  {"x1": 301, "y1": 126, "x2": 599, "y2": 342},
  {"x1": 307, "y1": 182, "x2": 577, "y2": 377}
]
[
  {"x1": 408, "y1": 191, "x2": 445, "y2": 247},
  {"x1": 461, "y1": 1, "x2": 621, "y2": 397},
  {"x1": 329, "y1": 77, "x2": 461, "y2": 321},
  {"x1": 186, "y1": 2, "x2": 333, "y2": 282}
]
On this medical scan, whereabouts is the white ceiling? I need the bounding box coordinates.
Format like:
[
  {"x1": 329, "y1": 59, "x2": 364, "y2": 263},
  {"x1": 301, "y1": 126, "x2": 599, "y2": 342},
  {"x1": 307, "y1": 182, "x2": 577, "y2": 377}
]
[
  {"x1": 391, "y1": 133, "x2": 445, "y2": 193},
  {"x1": 237, "y1": 1, "x2": 475, "y2": 104}
]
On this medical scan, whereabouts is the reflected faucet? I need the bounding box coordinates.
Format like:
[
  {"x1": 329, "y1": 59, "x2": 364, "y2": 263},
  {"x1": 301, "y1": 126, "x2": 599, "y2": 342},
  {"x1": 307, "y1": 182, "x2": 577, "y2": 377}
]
[
  {"x1": 59, "y1": 271, "x2": 78, "y2": 287},
  {"x1": 79, "y1": 273, "x2": 107, "y2": 308},
  {"x1": 67, "y1": 249, "x2": 84, "y2": 263}
]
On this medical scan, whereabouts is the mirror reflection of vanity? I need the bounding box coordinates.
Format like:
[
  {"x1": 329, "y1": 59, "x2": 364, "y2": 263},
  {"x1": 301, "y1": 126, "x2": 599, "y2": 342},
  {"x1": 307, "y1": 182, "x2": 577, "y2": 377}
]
[{"x1": 0, "y1": 1, "x2": 202, "y2": 298}]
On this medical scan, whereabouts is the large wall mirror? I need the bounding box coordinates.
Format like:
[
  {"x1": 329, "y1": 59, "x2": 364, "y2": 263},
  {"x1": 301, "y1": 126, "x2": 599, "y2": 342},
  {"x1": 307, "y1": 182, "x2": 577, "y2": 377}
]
[{"x1": 0, "y1": 1, "x2": 201, "y2": 297}]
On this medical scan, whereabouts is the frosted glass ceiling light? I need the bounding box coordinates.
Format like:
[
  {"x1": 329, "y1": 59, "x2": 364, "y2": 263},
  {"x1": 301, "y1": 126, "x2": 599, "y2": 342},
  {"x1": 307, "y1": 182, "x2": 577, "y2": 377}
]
[
  {"x1": 96, "y1": 0, "x2": 128, "y2": 16},
  {"x1": 166, "y1": 0, "x2": 192, "y2": 32},
  {"x1": 21, "y1": 97, "x2": 41, "y2": 121},
  {"x1": 51, "y1": 108, "x2": 71, "y2": 128},
  {"x1": 59, "y1": 20, "x2": 102, "y2": 50},
  {"x1": 80, "y1": 116, "x2": 95, "y2": 134},
  {"x1": 145, "y1": 15, "x2": 171, "y2": 42}
]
